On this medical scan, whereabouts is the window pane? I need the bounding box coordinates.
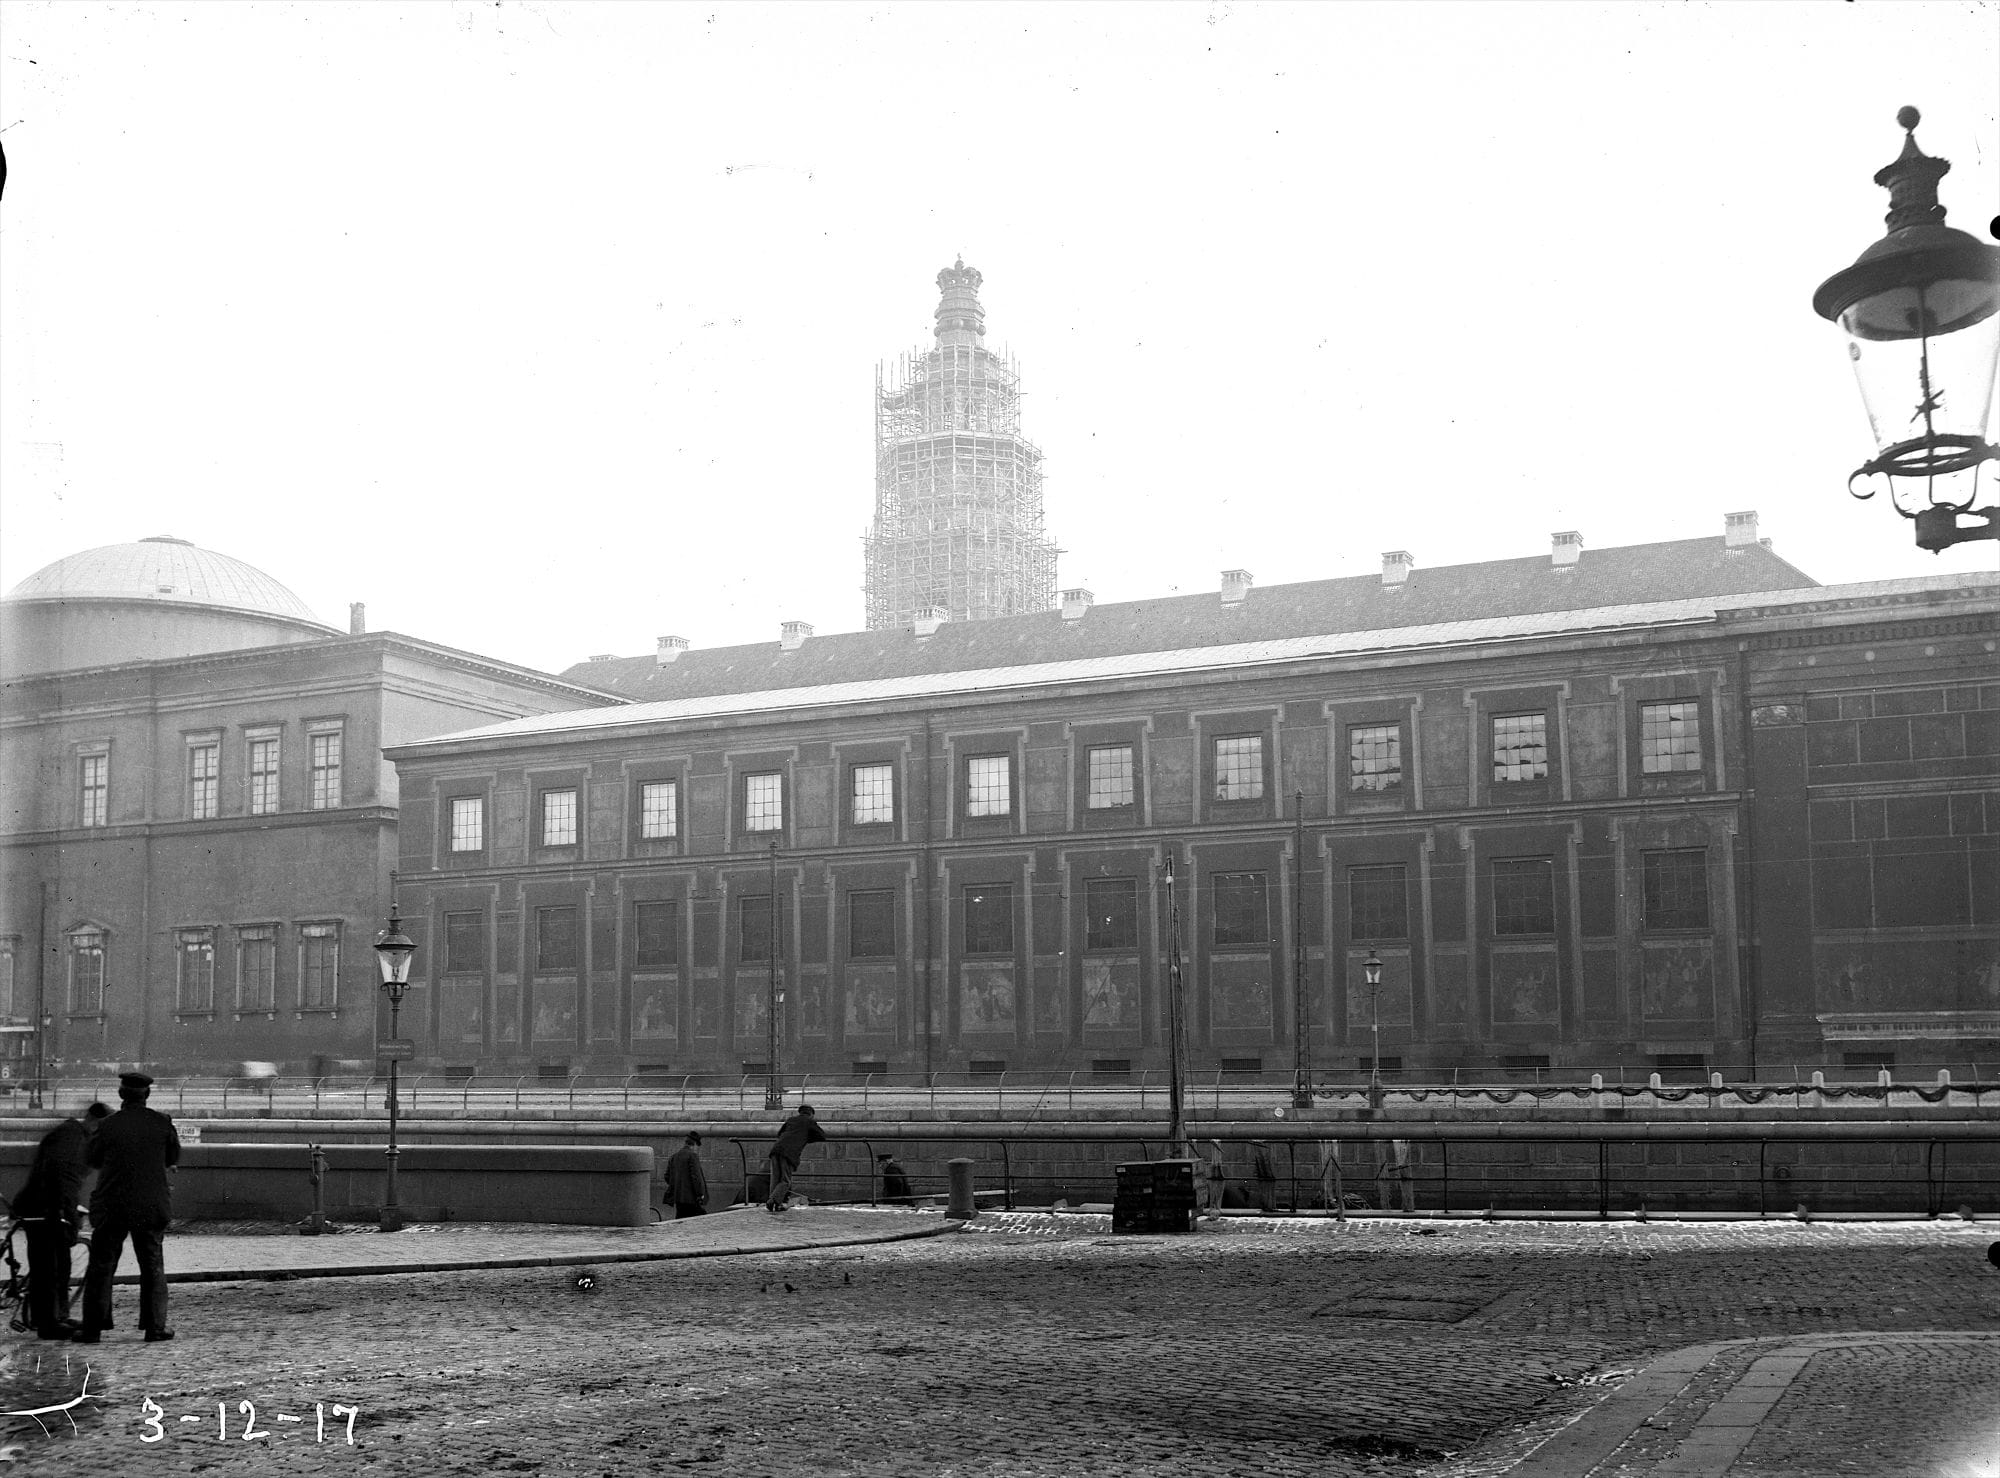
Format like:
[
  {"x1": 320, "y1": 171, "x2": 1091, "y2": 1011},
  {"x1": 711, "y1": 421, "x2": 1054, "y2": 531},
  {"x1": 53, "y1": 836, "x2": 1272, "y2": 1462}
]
[
  {"x1": 68, "y1": 929, "x2": 105, "y2": 1013},
  {"x1": 744, "y1": 772, "x2": 784, "y2": 832},
  {"x1": 640, "y1": 781, "x2": 678, "y2": 839},
  {"x1": 541, "y1": 789, "x2": 578, "y2": 847},
  {"x1": 249, "y1": 736, "x2": 280, "y2": 815},
  {"x1": 536, "y1": 906, "x2": 578, "y2": 971},
  {"x1": 0, "y1": 941, "x2": 16, "y2": 1019},
  {"x1": 1349, "y1": 864, "x2": 1409, "y2": 940},
  {"x1": 1640, "y1": 701, "x2": 1703, "y2": 774},
  {"x1": 1348, "y1": 724, "x2": 1402, "y2": 792},
  {"x1": 1086, "y1": 746, "x2": 1135, "y2": 809},
  {"x1": 966, "y1": 755, "x2": 1011, "y2": 817},
  {"x1": 238, "y1": 926, "x2": 276, "y2": 1010},
  {"x1": 189, "y1": 743, "x2": 219, "y2": 820},
  {"x1": 1212, "y1": 872, "x2": 1268, "y2": 946},
  {"x1": 1214, "y1": 736, "x2": 1264, "y2": 801},
  {"x1": 79, "y1": 752, "x2": 108, "y2": 827},
  {"x1": 1493, "y1": 858, "x2": 1556, "y2": 935},
  {"x1": 1492, "y1": 714, "x2": 1548, "y2": 783},
  {"x1": 176, "y1": 930, "x2": 214, "y2": 1012},
  {"x1": 300, "y1": 924, "x2": 338, "y2": 1008},
  {"x1": 1085, "y1": 878, "x2": 1139, "y2": 951},
  {"x1": 740, "y1": 894, "x2": 775, "y2": 963},
  {"x1": 634, "y1": 901, "x2": 677, "y2": 969},
  {"x1": 1643, "y1": 848, "x2": 1710, "y2": 929},
  {"x1": 849, "y1": 890, "x2": 895, "y2": 958},
  {"x1": 445, "y1": 911, "x2": 486, "y2": 973},
  {"x1": 450, "y1": 796, "x2": 484, "y2": 852},
  {"x1": 852, "y1": 764, "x2": 895, "y2": 825},
  {"x1": 963, "y1": 884, "x2": 1013, "y2": 954},
  {"x1": 309, "y1": 732, "x2": 342, "y2": 810}
]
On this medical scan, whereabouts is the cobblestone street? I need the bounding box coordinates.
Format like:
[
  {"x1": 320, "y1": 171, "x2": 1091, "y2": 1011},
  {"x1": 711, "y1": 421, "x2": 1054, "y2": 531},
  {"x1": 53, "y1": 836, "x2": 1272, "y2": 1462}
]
[{"x1": 4, "y1": 1211, "x2": 1996, "y2": 1476}]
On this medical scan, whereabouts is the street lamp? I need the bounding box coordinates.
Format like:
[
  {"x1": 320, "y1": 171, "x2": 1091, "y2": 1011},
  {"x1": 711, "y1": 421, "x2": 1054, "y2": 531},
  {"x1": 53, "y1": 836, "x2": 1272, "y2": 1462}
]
[
  {"x1": 1364, "y1": 950, "x2": 1384, "y2": 1113},
  {"x1": 372, "y1": 907, "x2": 417, "y2": 1233},
  {"x1": 1813, "y1": 107, "x2": 2000, "y2": 552}
]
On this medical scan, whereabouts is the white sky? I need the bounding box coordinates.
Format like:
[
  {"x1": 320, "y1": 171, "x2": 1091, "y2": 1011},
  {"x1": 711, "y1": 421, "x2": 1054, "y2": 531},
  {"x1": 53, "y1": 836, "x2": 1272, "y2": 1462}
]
[{"x1": 2, "y1": 1, "x2": 1996, "y2": 677}]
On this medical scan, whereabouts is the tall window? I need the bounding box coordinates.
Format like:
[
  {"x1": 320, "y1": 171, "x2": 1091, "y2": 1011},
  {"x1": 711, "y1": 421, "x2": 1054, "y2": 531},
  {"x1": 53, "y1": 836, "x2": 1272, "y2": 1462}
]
[
  {"x1": 739, "y1": 895, "x2": 775, "y2": 963},
  {"x1": 449, "y1": 796, "x2": 484, "y2": 853},
  {"x1": 1348, "y1": 724, "x2": 1402, "y2": 792},
  {"x1": 963, "y1": 884, "x2": 1013, "y2": 954},
  {"x1": 535, "y1": 906, "x2": 579, "y2": 971},
  {"x1": 1493, "y1": 858, "x2": 1556, "y2": 935},
  {"x1": 309, "y1": 731, "x2": 343, "y2": 810},
  {"x1": 1085, "y1": 878, "x2": 1139, "y2": 951},
  {"x1": 1349, "y1": 864, "x2": 1409, "y2": 940},
  {"x1": 0, "y1": 937, "x2": 17, "y2": 1019},
  {"x1": 541, "y1": 788, "x2": 579, "y2": 847},
  {"x1": 1492, "y1": 714, "x2": 1548, "y2": 783},
  {"x1": 849, "y1": 890, "x2": 895, "y2": 958},
  {"x1": 965, "y1": 755, "x2": 1011, "y2": 818},
  {"x1": 188, "y1": 741, "x2": 219, "y2": 820},
  {"x1": 1214, "y1": 736, "x2": 1264, "y2": 801},
  {"x1": 78, "y1": 750, "x2": 109, "y2": 828},
  {"x1": 237, "y1": 925, "x2": 277, "y2": 1010},
  {"x1": 67, "y1": 927, "x2": 106, "y2": 1014},
  {"x1": 851, "y1": 764, "x2": 895, "y2": 825},
  {"x1": 445, "y1": 911, "x2": 486, "y2": 973},
  {"x1": 1643, "y1": 849, "x2": 1711, "y2": 930},
  {"x1": 299, "y1": 923, "x2": 339, "y2": 1008},
  {"x1": 175, "y1": 928, "x2": 215, "y2": 1012},
  {"x1": 744, "y1": 772, "x2": 784, "y2": 833},
  {"x1": 640, "y1": 780, "x2": 678, "y2": 839},
  {"x1": 1211, "y1": 872, "x2": 1269, "y2": 946},
  {"x1": 1086, "y1": 746, "x2": 1135, "y2": 809},
  {"x1": 248, "y1": 734, "x2": 281, "y2": 815},
  {"x1": 1640, "y1": 701, "x2": 1702, "y2": 774},
  {"x1": 634, "y1": 901, "x2": 677, "y2": 970}
]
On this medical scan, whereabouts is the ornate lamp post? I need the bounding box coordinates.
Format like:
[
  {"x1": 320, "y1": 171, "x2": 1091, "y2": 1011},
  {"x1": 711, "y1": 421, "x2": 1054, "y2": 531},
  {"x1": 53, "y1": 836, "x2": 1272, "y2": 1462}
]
[
  {"x1": 1813, "y1": 107, "x2": 2000, "y2": 551},
  {"x1": 372, "y1": 907, "x2": 417, "y2": 1233},
  {"x1": 1364, "y1": 950, "x2": 1384, "y2": 1113}
]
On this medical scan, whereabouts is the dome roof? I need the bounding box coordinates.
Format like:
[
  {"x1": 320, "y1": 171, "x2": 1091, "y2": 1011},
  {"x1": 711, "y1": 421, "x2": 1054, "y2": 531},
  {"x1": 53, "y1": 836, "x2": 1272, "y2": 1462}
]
[{"x1": 4, "y1": 537, "x2": 330, "y2": 626}]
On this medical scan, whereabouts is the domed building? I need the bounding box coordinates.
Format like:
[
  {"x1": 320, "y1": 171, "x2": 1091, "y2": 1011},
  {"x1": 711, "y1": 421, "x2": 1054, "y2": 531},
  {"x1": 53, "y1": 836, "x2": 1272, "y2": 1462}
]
[{"x1": 0, "y1": 537, "x2": 618, "y2": 1087}]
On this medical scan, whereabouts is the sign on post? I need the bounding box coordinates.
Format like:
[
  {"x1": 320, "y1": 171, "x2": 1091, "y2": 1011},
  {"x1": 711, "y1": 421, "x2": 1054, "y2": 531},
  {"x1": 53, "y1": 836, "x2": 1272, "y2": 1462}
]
[{"x1": 377, "y1": 1039, "x2": 417, "y2": 1061}]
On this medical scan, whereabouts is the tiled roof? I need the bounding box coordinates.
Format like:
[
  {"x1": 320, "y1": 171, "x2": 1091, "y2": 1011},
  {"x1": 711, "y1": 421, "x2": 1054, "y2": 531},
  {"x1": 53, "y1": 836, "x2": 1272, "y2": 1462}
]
[{"x1": 3, "y1": 537, "x2": 330, "y2": 626}]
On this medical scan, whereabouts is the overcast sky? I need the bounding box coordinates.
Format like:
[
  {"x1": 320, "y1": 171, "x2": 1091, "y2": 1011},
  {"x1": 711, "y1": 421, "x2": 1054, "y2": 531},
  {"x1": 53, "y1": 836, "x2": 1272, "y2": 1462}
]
[{"x1": 2, "y1": 1, "x2": 1996, "y2": 677}]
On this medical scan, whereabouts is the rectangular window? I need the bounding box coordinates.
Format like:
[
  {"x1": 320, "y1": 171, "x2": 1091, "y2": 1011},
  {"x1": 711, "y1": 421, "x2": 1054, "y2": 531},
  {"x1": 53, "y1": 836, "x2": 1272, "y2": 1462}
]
[
  {"x1": 1086, "y1": 745, "x2": 1135, "y2": 809},
  {"x1": 739, "y1": 894, "x2": 775, "y2": 963},
  {"x1": 1640, "y1": 700, "x2": 1703, "y2": 774},
  {"x1": 634, "y1": 901, "x2": 678, "y2": 970},
  {"x1": 67, "y1": 928, "x2": 105, "y2": 1014},
  {"x1": 299, "y1": 923, "x2": 339, "y2": 1008},
  {"x1": 541, "y1": 788, "x2": 579, "y2": 847},
  {"x1": 848, "y1": 890, "x2": 895, "y2": 958},
  {"x1": 1348, "y1": 724, "x2": 1403, "y2": 793},
  {"x1": 1492, "y1": 713, "x2": 1549, "y2": 783},
  {"x1": 445, "y1": 911, "x2": 486, "y2": 973},
  {"x1": 1493, "y1": 858, "x2": 1556, "y2": 935},
  {"x1": 965, "y1": 755, "x2": 1011, "y2": 818},
  {"x1": 744, "y1": 772, "x2": 784, "y2": 833},
  {"x1": 0, "y1": 938, "x2": 16, "y2": 1019},
  {"x1": 309, "y1": 731, "x2": 343, "y2": 810},
  {"x1": 237, "y1": 925, "x2": 277, "y2": 1010},
  {"x1": 248, "y1": 734, "x2": 280, "y2": 815},
  {"x1": 1084, "y1": 877, "x2": 1139, "y2": 951},
  {"x1": 1348, "y1": 864, "x2": 1410, "y2": 940},
  {"x1": 175, "y1": 929, "x2": 214, "y2": 1013},
  {"x1": 963, "y1": 884, "x2": 1013, "y2": 955},
  {"x1": 188, "y1": 742, "x2": 219, "y2": 820},
  {"x1": 1211, "y1": 872, "x2": 1269, "y2": 946},
  {"x1": 1642, "y1": 848, "x2": 1711, "y2": 930},
  {"x1": 449, "y1": 796, "x2": 485, "y2": 853},
  {"x1": 535, "y1": 906, "x2": 579, "y2": 971},
  {"x1": 639, "y1": 780, "x2": 678, "y2": 839},
  {"x1": 79, "y1": 750, "x2": 108, "y2": 827},
  {"x1": 1213, "y1": 735, "x2": 1264, "y2": 801},
  {"x1": 851, "y1": 763, "x2": 895, "y2": 825}
]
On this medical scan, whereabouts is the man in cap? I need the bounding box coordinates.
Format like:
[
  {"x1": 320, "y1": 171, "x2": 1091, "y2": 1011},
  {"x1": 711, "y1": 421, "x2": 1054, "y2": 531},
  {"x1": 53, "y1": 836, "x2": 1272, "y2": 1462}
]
[
  {"x1": 75, "y1": 1071, "x2": 181, "y2": 1343},
  {"x1": 763, "y1": 1104, "x2": 826, "y2": 1213},
  {"x1": 663, "y1": 1131, "x2": 708, "y2": 1219},
  {"x1": 7, "y1": 1101, "x2": 110, "y2": 1338}
]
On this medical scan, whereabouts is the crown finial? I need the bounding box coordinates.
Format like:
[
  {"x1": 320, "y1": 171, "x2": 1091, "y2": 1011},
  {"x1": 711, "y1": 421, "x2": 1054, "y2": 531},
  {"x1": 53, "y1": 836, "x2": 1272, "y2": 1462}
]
[{"x1": 1896, "y1": 105, "x2": 1920, "y2": 132}]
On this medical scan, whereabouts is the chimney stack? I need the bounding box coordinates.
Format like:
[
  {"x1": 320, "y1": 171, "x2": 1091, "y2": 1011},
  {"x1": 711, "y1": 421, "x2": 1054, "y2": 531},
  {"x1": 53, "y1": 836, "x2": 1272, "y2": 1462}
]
[
  {"x1": 1725, "y1": 510, "x2": 1759, "y2": 548},
  {"x1": 1551, "y1": 531, "x2": 1583, "y2": 570},
  {"x1": 655, "y1": 635, "x2": 690, "y2": 665},
  {"x1": 780, "y1": 621, "x2": 814, "y2": 652},
  {"x1": 913, "y1": 606, "x2": 949, "y2": 638},
  {"x1": 1221, "y1": 569, "x2": 1253, "y2": 606},
  {"x1": 1060, "y1": 588, "x2": 1095, "y2": 621},
  {"x1": 348, "y1": 602, "x2": 366, "y2": 635},
  {"x1": 1381, "y1": 551, "x2": 1413, "y2": 589}
]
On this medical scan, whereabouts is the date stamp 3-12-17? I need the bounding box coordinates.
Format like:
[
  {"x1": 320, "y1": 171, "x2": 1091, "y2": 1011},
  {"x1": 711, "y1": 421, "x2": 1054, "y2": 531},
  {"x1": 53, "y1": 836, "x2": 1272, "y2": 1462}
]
[{"x1": 141, "y1": 1396, "x2": 360, "y2": 1445}]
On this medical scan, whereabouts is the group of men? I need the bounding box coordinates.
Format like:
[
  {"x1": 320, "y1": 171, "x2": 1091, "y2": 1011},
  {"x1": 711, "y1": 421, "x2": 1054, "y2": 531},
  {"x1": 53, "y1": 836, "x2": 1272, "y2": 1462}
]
[
  {"x1": 659, "y1": 1105, "x2": 913, "y2": 1219},
  {"x1": 9, "y1": 1071, "x2": 181, "y2": 1342}
]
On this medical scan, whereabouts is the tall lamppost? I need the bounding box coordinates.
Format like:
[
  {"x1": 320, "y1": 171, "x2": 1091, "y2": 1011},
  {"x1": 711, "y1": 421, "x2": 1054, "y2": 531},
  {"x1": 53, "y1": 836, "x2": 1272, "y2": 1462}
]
[
  {"x1": 1364, "y1": 950, "x2": 1384, "y2": 1113},
  {"x1": 372, "y1": 906, "x2": 417, "y2": 1233},
  {"x1": 765, "y1": 841, "x2": 783, "y2": 1111},
  {"x1": 1813, "y1": 107, "x2": 2000, "y2": 551}
]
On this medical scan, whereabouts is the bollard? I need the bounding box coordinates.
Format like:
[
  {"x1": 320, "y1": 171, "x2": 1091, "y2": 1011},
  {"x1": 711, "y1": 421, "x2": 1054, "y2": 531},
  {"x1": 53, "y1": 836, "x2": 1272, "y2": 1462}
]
[
  {"x1": 302, "y1": 1143, "x2": 329, "y2": 1236},
  {"x1": 946, "y1": 1158, "x2": 976, "y2": 1220}
]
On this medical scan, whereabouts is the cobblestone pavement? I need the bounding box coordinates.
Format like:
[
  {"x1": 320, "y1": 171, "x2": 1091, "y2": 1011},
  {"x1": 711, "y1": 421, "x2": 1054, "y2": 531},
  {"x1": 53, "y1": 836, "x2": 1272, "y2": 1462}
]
[{"x1": 3, "y1": 1211, "x2": 1995, "y2": 1476}]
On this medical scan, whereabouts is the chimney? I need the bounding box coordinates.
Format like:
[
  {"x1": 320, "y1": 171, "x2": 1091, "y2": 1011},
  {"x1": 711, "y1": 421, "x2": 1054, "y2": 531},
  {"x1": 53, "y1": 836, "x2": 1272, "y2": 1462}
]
[
  {"x1": 1725, "y1": 510, "x2": 1759, "y2": 548},
  {"x1": 1551, "y1": 531, "x2": 1583, "y2": 570},
  {"x1": 1220, "y1": 569, "x2": 1253, "y2": 607},
  {"x1": 1060, "y1": 588, "x2": 1094, "y2": 621},
  {"x1": 655, "y1": 635, "x2": 689, "y2": 665},
  {"x1": 913, "y1": 606, "x2": 949, "y2": 638},
  {"x1": 348, "y1": 602, "x2": 366, "y2": 635},
  {"x1": 1380, "y1": 551, "x2": 1413, "y2": 589},
  {"x1": 780, "y1": 621, "x2": 814, "y2": 652}
]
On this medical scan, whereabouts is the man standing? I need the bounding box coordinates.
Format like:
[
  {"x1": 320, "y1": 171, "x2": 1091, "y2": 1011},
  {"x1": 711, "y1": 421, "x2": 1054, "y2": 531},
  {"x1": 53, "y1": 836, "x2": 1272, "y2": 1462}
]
[
  {"x1": 75, "y1": 1071, "x2": 181, "y2": 1344},
  {"x1": 664, "y1": 1132, "x2": 708, "y2": 1219},
  {"x1": 8, "y1": 1102, "x2": 109, "y2": 1338},
  {"x1": 1250, "y1": 1139, "x2": 1280, "y2": 1215},
  {"x1": 764, "y1": 1104, "x2": 826, "y2": 1213}
]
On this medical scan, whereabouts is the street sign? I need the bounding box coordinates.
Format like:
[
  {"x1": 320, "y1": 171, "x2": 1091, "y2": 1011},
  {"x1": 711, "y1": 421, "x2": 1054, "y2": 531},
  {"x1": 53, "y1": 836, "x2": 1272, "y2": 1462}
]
[{"x1": 378, "y1": 1039, "x2": 417, "y2": 1061}]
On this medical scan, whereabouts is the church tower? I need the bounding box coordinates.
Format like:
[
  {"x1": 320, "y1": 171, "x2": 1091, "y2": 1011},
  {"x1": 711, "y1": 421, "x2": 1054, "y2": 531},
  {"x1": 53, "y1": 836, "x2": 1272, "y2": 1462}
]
[{"x1": 864, "y1": 261, "x2": 1058, "y2": 631}]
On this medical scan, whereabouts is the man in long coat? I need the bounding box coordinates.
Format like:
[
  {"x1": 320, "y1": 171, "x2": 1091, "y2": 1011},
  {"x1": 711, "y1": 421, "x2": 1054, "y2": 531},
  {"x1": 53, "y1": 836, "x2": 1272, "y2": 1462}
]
[
  {"x1": 8, "y1": 1102, "x2": 108, "y2": 1337},
  {"x1": 75, "y1": 1071, "x2": 181, "y2": 1343},
  {"x1": 764, "y1": 1104, "x2": 826, "y2": 1213},
  {"x1": 663, "y1": 1132, "x2": 708, "y2": 1219}
]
